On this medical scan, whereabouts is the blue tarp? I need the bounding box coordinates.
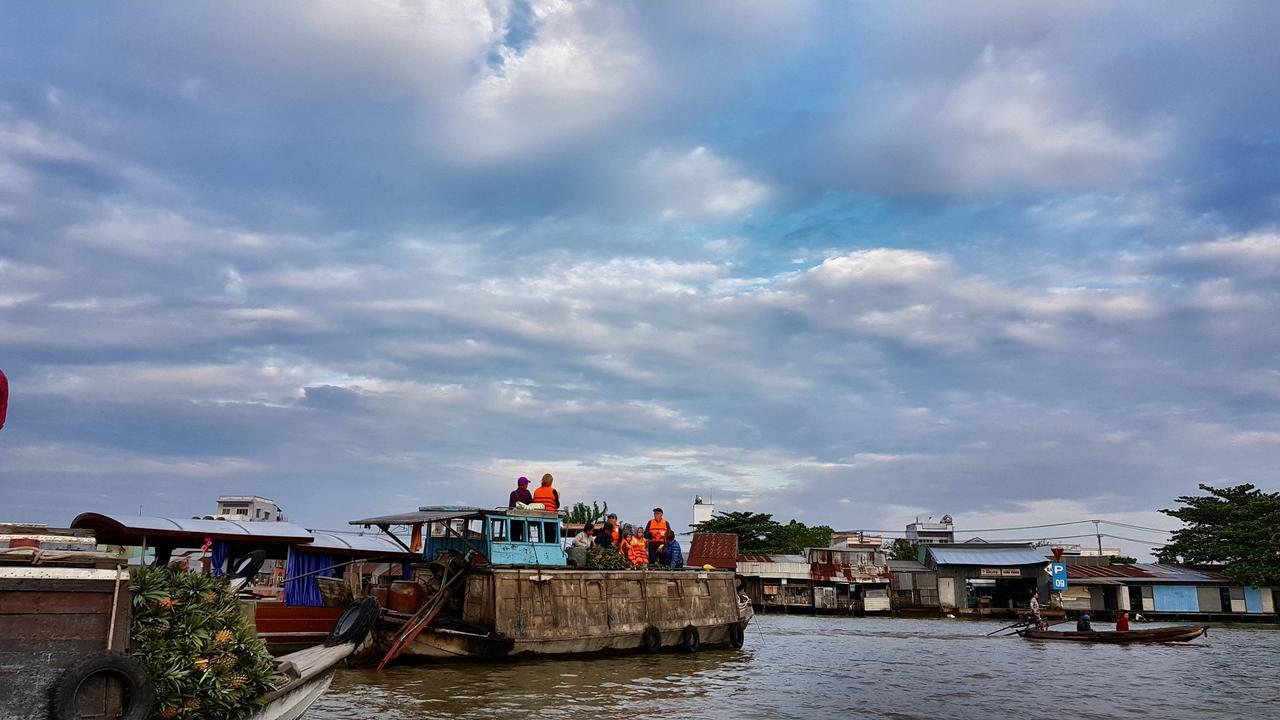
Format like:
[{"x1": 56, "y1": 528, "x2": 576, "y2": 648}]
[
  {"x1": 1152, "y1": 585, "x2": 1199, "y2": 612},
  {"x1": 1244, "y1": 587, "x2": 1263, "y2": 613},
  {"x1": 210, "y1": 540, "x2": 230, "y2": 577}
]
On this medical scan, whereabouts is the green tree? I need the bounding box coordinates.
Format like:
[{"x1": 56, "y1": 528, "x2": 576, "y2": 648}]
[
  {"x1": 564, "y1": 500, "x2": 608, "y2": 525},
  {"x1": 690, "y1": 511, "x2": 832, "y2": 554},
  {"x1": 1156, "y1": 483, "x2": 1280, "y2": 587},
  {"x1": 888, "y1": 538, "x2": 918, "y2": 561},
  {"x1": 1109, "y1": 555, "x2": 1138, "y2": 564}
]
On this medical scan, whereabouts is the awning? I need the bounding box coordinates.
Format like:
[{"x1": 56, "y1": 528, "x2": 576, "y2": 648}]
[
  {"x1": 926, "y1": 546, "x2": 1049, "y2": 566},
  {"x1": 304, "y1": 529, "x2": 416, "y2": 559}
]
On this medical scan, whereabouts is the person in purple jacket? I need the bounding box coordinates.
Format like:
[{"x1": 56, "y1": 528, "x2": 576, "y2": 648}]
[{"x1": 508, "y1": 476, "x2": 533, "y2": 507}]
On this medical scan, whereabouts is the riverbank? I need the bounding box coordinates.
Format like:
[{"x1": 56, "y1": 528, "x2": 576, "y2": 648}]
[{"x1": 308, "y1": 615, "x2": 1279, "y2": 719}]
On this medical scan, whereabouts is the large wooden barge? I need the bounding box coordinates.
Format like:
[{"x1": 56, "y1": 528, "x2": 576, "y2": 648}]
[{"x1": 353, "y1": 507, "x2": 753, "y2": 662}]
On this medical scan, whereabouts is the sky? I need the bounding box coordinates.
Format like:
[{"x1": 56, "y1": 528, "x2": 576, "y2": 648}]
[{"x1": 2, "y1": 2, "x2": 1279, "y2": 559}]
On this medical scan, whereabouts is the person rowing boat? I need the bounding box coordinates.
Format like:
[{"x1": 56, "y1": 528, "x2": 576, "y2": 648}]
[{"x1": 1028, "y1": 590, "x2": 1047, "y2": 630}]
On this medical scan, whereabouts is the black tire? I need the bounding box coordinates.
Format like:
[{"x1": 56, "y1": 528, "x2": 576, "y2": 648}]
[
  {"x1": 230, "y1": 549, "x2": 267, "y2": 580},
  {"x1": 728, "y1": 622, "x2": 745, "y2": 649},
  {"x1": 51, "y1": 651, "x2": 154, "y2": 720},
  {"x1": 326, "y1": 596, "x2": 380, "y2": 647},
  {"x1": 640, "y1": 626, "x2": 662, "y2": 653},
  {"x1": 680, "y1": 625, "x2": 700, "y2": 653}
]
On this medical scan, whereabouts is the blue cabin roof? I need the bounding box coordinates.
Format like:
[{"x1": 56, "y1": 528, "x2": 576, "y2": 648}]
[{"x1": 350, "y1": 506, "x2": 567, "y2": 567}]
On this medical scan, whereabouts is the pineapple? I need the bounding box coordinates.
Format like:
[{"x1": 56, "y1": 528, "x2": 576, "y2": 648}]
[
  {"x1": 211, "y1": 654, "x2": 236, "y2": 672},
  {"x1": 160, "y1": 707, "x2": 180, "y2": 719},
  {"x1": 200, "y1": 591, "x2": 218, "y2": 605},
  {"x1": 158, "y1": 596, "x2": 176, "y2": 610},
  {"x1": 228, "y1": 672, "x2": 248, "y2": 689},
  {"x1": 192, "y1": 658, "x2": 209, "y2": 672},
  {"x1": 214, "y1": 628, "x2": 234, "y2": 645},
  {"x1": 181, "y1": 699, "x2": 201, "y2": 712}
]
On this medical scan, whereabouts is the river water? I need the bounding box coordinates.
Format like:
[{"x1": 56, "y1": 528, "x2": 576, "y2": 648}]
[{"x1": 310, "y1": 616, "x2": 1279, "y2": 719}]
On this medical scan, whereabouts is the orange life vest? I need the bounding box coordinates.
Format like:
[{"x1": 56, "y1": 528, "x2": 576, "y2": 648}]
[
  {"x1": 532, "y1": 485, "x2": 559, "y2": 511},
  {"x1": 626, "y1": 537, "x2": 649, "y2": 566},
  {"x1": 645, "y1": 518, "x2": 670, "y2": 541},
  {"x1": 610, "y1": 526, "x2": 620, "y2": 545}
]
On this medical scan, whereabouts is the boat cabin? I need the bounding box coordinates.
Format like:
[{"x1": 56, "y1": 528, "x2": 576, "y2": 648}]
[{"x1": 351, "y1": 506, "x2": 568, "y2": 567}]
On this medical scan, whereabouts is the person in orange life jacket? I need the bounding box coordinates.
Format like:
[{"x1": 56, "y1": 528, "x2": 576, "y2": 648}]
[
  {"x1": 644, "y1": 508, "x2": 670, "y2": 563},
  {"x1": 532, "y1": 473, "x2": 559, "y2": 512},
  {"x1": 508, "y1": 476, "x2": 533, "y2": 508},
  {"x1": 624, "y1": 526, "x2": 649, "y2": 567},
  {"x1": 605, "y1": 512, "x2": 622, "y2": 552}
]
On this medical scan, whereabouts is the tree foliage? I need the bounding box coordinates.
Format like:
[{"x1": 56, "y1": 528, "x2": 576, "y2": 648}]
[
  {"x1": 564, "y1": 500, "x2": 609, "y2": 525},
  {"x1": 690, "y1": 511, "x2": 832, "y2": 554},
  {"x1": 888, "y1": 538, "x2": 919, "y2": 562},
  {"x1": 130, "y1": 566, "x2": 282, "y2": 720},
  {"x1": 1156, "y1": 483, "x2": 1280, "y2": 587}
]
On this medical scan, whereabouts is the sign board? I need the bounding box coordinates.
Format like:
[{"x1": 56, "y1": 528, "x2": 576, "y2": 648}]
[
  {"x1": 1047, "y1": 562, "x2": 1068, "y2": 591},
  {"x1": 980, "y1": 568, "x2": 1002, "y2": 577},
  {"x1": 1000, "y1": 569, "x2": 1021, "y2": 577}
]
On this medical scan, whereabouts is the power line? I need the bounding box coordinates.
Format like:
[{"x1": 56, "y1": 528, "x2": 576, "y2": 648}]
[{"x1": 1098, "y1": 520, "x2": 1175, "y2": 535}]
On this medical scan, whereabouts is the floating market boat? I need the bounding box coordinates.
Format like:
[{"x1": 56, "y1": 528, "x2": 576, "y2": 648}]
[
  {"x1": 0, "y1": 530, "x2": 375, "y2": 720},
  {"x1": 1017, "y1": 625, "x2": 1208, "y2": 643},
  {"x1": 352, "y1": 506, "x2": 754, "y2": 663}
]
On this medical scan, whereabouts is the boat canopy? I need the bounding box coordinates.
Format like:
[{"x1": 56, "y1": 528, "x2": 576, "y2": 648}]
[
  {"x1": 70, "y1": 512, "x2": 416, "y2": 559},
  {"x1": 350, "y1": 506, "x2": 566, "y2": 567}
]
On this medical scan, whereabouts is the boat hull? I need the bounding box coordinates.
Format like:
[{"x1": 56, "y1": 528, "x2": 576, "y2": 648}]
[
  {"x1": 1019, "y1": 626, "x2": 1208, "y2": 643},
  {"x1": 378, "y1": 567, "x2": 752, "y2": 662}
]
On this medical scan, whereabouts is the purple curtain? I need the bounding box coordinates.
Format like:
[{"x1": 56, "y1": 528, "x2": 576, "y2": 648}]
[
  {"x1": 284, "y1": 548, "x2": 335, "y2": 607},
  {"x1": 210, "y1": 540, "x2": 230, "y2": 576}
]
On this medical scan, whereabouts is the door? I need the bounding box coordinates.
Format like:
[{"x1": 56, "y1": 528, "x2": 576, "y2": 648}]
[{"x1": 938, "y1": 577, "x2": 956, "y2": 609}]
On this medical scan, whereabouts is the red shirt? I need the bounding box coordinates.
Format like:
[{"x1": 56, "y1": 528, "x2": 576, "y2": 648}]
[
  {"x1": 0, "y1": 369, "x2": 8, "y2": 430},
  {"x1": 1116, "y1": 615, "x2": 1130, "y2": 631}
]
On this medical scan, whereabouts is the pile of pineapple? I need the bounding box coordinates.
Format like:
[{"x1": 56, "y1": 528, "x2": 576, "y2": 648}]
[{"x1": 130, "y1": 566, "x2": 282, "y2": 720}]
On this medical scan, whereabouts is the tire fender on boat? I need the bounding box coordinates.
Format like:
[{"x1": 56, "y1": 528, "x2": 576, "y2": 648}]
[
  {"x1": 680, "y1": 625, "x2": 700, "y2": 653},
  {"x1": 640, "y1": 626, "x2": 662, "y2": 653},
  {"x1": 326, "y1": 596, "x2": 380, "y2": 647},
  {"x1": 230, "y1": 549, "x2": 267, "y2": 581},
  {"x1": 728, "y1": 622, "x2": 745, "y2": 649},
  {"x1": 52, "y1": 651, "x2": 154, "y2": 720}
]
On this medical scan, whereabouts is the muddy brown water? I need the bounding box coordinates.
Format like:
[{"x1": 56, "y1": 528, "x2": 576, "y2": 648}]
[{"x1": 310, "y1": 616, "x2": 1280, "y2": 719}]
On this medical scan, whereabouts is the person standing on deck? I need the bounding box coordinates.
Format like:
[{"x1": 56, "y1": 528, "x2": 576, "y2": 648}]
[
  {"x1": 533, "y1": 474, "x2": 560, "y2": 512},
  {"x1": 508, "y1": 476, "x2": 533, "y2": 508},
  {"x1": 644, "y1": 508, "x2": 670, "y2": 564},
  {"x1": 569, "y1": 522, "x2": 595, "y2": 567},
  {"x1": 659, "y1": 529, "x2": 683, "y2": 568},
  {"x1": 1029, "y1": 590, "x2": 1046, "y2": 630},
  {"x1": 1116, "y1": 610, "x2": 1130, "y2": 632},
  {"x1": 1076, "y1": 613, "x2": 1092, "y2": 632}
]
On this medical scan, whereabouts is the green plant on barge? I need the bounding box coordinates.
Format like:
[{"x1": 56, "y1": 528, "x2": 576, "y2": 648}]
[
  {"x1": 585, "y1": 545, "x2": 630, "y2": 570},
  {"x1": 130, "y1": 566, "x2": 282, "y2": 720}
]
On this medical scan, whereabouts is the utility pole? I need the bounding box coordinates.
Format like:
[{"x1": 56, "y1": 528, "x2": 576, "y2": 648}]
[{"x1": 1093, "y1": 519, "x2": 1103, "y2": 556}]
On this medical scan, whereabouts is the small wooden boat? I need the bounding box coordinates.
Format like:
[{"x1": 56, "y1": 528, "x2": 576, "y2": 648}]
[
  {"x1": 251, "y1": 641, "x2": 355, "y2": 720},
  {"x1": 1018, "y1": 625, "x2": 1208, "y2": 643}
]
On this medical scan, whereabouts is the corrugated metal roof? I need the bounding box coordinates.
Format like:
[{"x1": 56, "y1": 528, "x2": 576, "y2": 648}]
[
  {"x1": 72, "y1": 513, "x2": 314, "y2": 545},
  {"x1": 888, "y1": 560, "x2": 929, "y2": 572},
  {"x1": 926, "y1": 546, "x2": 1048, "y2": 566},
  {"x1": 349, "y1": 508, "x2": 485, "y2": 526},
  {"x1": 687, "y1": 533, "x2": 738, "y2": 570},
  {"x1": 1066, "y1": 563, "x2": 1229, "y2": 584},
  {"x1": 737, "y1": 554, "x2": 806, "y2": 563}
]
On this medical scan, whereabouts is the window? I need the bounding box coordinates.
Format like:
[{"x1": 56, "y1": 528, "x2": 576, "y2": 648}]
[
  {"x1": 543, "y1": 522, "x2": 559, "y2": 544},
  {"x1": 510, "y1": 520, "x2": 526, "y2": 542},
  {"x1": 490, "y1": 519, "x2": 508, "y2": 541},
  {"x1": 467, "y1": 519, "x2": 484, "y2": 539},
  {"x1": 236, "y1": 508, "x2": 247, "y2": 515},
  {"x1": 528, "y1": 522, "x2": 541, "y2": 543}
]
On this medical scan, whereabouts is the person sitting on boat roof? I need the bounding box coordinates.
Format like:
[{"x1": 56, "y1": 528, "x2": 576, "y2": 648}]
[
  {"x1": 623, "y1": 525, "x2": 649, "y2": 567},
  {"x1": 569, "y1": 522, "x2": 595, "y2": 567},
  {"x1": 533, "y1": 473, "x2": 560, "y2": 512},
  {"x1": 595, "y1": 520, "x2": 617, "y2": 548},
  {"x1": 644, "y1": 507, "x2": 671, "y2": 564},
  {"x1": 1116, "y1": 609, "x2": 1130, "y2": 632},
  {"x1": 1076, "y1": 613, "x2": 1092, "y2": 632},
  {"x1": 658, "y1": 529, "x2": 683, "y2": 569},
  {"x1": 508, "y1": 476, "x2": 534, "y2": 508}
]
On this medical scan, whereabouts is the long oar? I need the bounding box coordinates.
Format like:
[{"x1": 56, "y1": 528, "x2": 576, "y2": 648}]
[
  {"x1": 987, "y1": 619, "x2": 1031, "y2": 636},
  {"x1": 1002, "y1": 618, "x2": 1072, "y2": 637}
]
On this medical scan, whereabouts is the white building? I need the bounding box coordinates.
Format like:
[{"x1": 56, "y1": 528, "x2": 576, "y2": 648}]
[
  {"x1": 906, "y1": 517, "x2": 955, "y2": 545},
  {"x1": 693, "y1": 496, "x2": 715, "y2": 526},
  {"x1": 211, "y1": 496, "x2": 285, "y2": 522}
]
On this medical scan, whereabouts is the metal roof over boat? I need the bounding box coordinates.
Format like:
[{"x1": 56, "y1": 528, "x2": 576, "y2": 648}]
[
  {"x1": 925, "y1": 545, "x2": 1049, "y2": 566},
  {"x1": 349, "y1": 505, "x2": 558, "y2": 527},
  {"x1": 305, "y1": 529, "x2": 417, "y2": 558},
  {"x1": 72, "y1": 512, "x2": 314, "y2": 545}
]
